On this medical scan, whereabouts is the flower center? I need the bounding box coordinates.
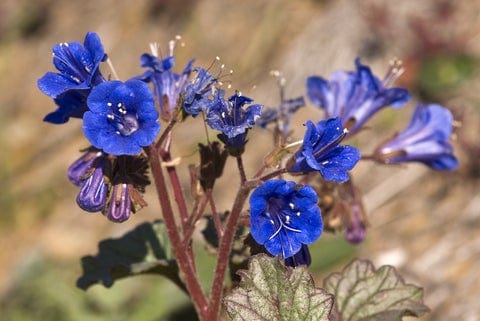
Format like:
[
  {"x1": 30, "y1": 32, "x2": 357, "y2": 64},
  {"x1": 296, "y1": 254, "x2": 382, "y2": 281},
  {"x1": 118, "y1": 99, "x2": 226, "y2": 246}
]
[
  {"x1": 107, "y1": 102, "x2": 140, "y2": 136},
  {"x1": 266, "y1": 197, "x2": 302, "y2": 240}
]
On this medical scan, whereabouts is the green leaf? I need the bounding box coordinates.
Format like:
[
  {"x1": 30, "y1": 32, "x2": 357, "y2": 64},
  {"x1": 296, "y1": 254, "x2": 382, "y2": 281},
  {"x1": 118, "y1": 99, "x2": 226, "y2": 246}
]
[
  {"x1": 77, "y1": 220, "x2": 185, "y2": 292},
  {"x1": 323, "y1": 259, "x2": 429, "y2": 321},
  {"x1": 224, "y1": 254, "x2": 335, "y2": 321}
]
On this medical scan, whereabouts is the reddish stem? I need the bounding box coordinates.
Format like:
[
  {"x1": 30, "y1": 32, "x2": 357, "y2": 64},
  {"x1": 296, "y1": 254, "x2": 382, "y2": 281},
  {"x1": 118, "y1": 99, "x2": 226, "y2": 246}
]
[
  {"x1": 258, "y1": 167, "x2": 288, "y2": 182},
  {"x1": 159, "y1": 147, "x2": 190, "y2": 236},
  {"x1": 206, "y1": 180, "x2": 260, "y2": 320},
  {"x1": 207, "y1": 189, "x2": 224, "y2": 237},
  {"x1": 184, "y1": 194, "x2": 209, "y2": 243},
  {"x1": 145, "y1": 146, "x2": 208, "y2": 319},
  {"x1": 236, "y1": 155, "x2": 247, "y2": 184}
]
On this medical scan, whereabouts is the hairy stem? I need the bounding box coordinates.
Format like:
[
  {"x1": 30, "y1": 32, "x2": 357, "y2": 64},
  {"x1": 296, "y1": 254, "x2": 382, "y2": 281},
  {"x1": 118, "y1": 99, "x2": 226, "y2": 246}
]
[
  {"x1": 258, "y1": 167, "x2": 288, "y2": 182},
  {"x1": 207, "y1": 189, "x2": 224, "y2": 237},
  {"x1": 159, "y1": 146, "x2": 190, "y2": 236},
  {"x1": 145, "y1": 146, "x2": 208, "y2": 319},
  {"x1": 206, "y1": 180, "x2": 260, "y2": 320},
  {"x1": 236, "y1": 155, "x2": 247, "y2": 184}
]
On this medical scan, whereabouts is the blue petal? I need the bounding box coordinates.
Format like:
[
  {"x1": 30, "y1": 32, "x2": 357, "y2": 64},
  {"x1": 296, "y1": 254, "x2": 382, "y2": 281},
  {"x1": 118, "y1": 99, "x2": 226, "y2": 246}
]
[
  {"x1": 306, "y1": 76, "x2": 330, "y2": 108},
  {"x1": 44, "y1": 91, "x2": 89, "y2": 123},
  {"x1": 84, "y1": 32, "x2": 107, "y2": 64},
  {"x1": 38, "y1": 72, "x2": 83, "y2": 98},
  {"x1": 426, "y1": 154, "x2": 458, "y2": 171},
  {"x1": 87, "y1": 80, "x2": 123, "y2": 113}
]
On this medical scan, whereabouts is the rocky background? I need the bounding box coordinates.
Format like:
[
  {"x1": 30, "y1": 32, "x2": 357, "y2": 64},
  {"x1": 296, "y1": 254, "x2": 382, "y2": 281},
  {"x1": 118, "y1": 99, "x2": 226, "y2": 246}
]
[{"x1": 1, "y1": 0, "x2": 480, "y2": 320}]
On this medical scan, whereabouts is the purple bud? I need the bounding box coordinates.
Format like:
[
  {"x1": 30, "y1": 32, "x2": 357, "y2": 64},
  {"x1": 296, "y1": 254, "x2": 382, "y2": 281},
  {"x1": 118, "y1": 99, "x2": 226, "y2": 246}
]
[
  {"x1": 68, "y1": 148, "x2": 102, "y2": 186},
  {"x1": 285, "y1": 244, "x2": 312, "y2": 267},
  {"x1": 344, "y1": 203, "x2": 366, "y2": 244},
  {"x1": 76, "y1": 159, "x2": 108, "y2": 212},
  {"x1": 104, "y1": 183, "x2": 131, "y2": 223}
]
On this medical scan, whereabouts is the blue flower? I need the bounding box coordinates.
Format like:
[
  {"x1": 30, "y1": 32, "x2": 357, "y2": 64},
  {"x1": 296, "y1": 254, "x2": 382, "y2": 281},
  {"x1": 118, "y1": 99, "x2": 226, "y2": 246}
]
[
  {"x1": 375, "y1": 103, "x2": 458, "y2": 170},
  {"x1": 183, "y1": 67, "x2": 218, "y2": 117},
  {"x1": 306, "y1": 58, "x2": 410, "y2": 136},
  {"x1": 83, "y1": 79, "x2": 160, "y2": 155},
  {"x1": 139, "y1": 53, "x2": 194, "y2": 120},
  {"x1": 249, "y1": 179, "x2": 322, "y2": 259},
  {"x1": 288, "y1": 118, "x2": 361, "y2": 183},
  {"x1": 257, "y1": 96, "x2": 305, "y2": 141},
  {"x1": 205, "y1": 90, "x2": 262, "y2": 154},
  {"x1": 38, "y1": 32, "x2": 107, "y2": 124}
]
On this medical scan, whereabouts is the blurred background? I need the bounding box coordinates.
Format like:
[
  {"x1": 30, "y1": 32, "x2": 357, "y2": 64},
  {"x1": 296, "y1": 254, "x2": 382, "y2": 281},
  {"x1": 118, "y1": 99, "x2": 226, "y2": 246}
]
[{"x1": 1, "y1": 0, "x2": 480, "y2": 320}]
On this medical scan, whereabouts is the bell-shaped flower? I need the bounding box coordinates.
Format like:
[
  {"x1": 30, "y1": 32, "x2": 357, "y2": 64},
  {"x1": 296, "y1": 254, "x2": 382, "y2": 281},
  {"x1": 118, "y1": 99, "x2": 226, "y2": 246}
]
[
  {"x1": 38, "y1": 32, "x2": 107, "y2": 123},
  {"x1": 182, "y1": 67, "x2": 219, "y2": 117},
  {"x1": 374, "y1": 103, "x2": 458, "y2": 170},
  {"x1": 83, "y1": 79, "x2": 160, "y2": 155},
  {"x1": 257, "y1": 96, "x2": 305, "y2": 142},
  {"x1": 306, "y1": 58, "x2": 410, "y2": 136},
  {"x1": 288, "y1": 118, "x2": 360, "y2": 183},
  {"x1": 139, "y1": 53, "x2": 194, "y2": 120},
  {"x1": 249, "y1": 179, "x2": 322, "y2": 259},
  {"x1": 205, "y1": 90, "x2": 262, "y2": 155}
]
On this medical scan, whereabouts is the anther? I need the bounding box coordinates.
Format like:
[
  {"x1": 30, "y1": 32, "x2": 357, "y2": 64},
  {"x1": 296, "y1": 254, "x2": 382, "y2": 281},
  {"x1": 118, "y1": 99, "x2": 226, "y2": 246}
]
[{"x1": 383, "y1": 57, "x2": 405, "y2": 87}]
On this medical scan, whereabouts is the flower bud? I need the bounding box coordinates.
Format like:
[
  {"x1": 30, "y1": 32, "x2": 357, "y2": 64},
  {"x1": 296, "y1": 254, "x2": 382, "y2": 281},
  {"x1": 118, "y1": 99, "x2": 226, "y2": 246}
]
[
  {"x1": 284, "y1": 244, "x2": 311, "y2": 267},
  {"x1": 67, "y1": 148, "x2": 102, "y2": 186},
  {"x1": 104, "y1": 183, "x2": 131, "y2": 223},
  {"x1": 344, "y1": 203, "x2": 367, "y2": 244},
  {"x1": 76, "y1": 158, "x2": 108, "y2": 212}
]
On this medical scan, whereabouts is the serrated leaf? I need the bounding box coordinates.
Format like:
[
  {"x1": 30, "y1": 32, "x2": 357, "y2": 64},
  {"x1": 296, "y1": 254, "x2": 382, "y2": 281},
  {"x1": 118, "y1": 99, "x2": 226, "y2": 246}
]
[
  {"x1": 77, "y1": 220, "x2": 185, "y2": 292},
  {"x1": 324, "y1": 259, "x2": 429, "y2": 321},
  {"x1": 224, "y1": 254, "x2": 335, "y2": 321}
]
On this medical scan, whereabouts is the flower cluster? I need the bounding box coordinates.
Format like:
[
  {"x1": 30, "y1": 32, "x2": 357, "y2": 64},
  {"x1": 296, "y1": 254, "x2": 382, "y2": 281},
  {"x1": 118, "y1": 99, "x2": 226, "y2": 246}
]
[{"x1": 39, "y1": 32, "x2": 458, "y2": 269}]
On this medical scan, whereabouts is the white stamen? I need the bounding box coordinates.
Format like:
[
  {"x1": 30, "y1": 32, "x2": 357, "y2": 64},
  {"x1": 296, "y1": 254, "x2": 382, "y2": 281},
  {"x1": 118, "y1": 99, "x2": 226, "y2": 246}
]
[
  {"x1": 296, "y1": 211, "x2": 301, "y2": 216},
  {"x1": 107, "y1": 102, "x2": 112, "y2": 107},
  {"x1": 269, "y1": 225, "x2": 283, "y2": 240},
  {"x1": 117, "y1": 103, "x2": 122, "y2": 108},
  {"x1": 289, "y1": 202, "x2": 295, "y2": 210}
]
